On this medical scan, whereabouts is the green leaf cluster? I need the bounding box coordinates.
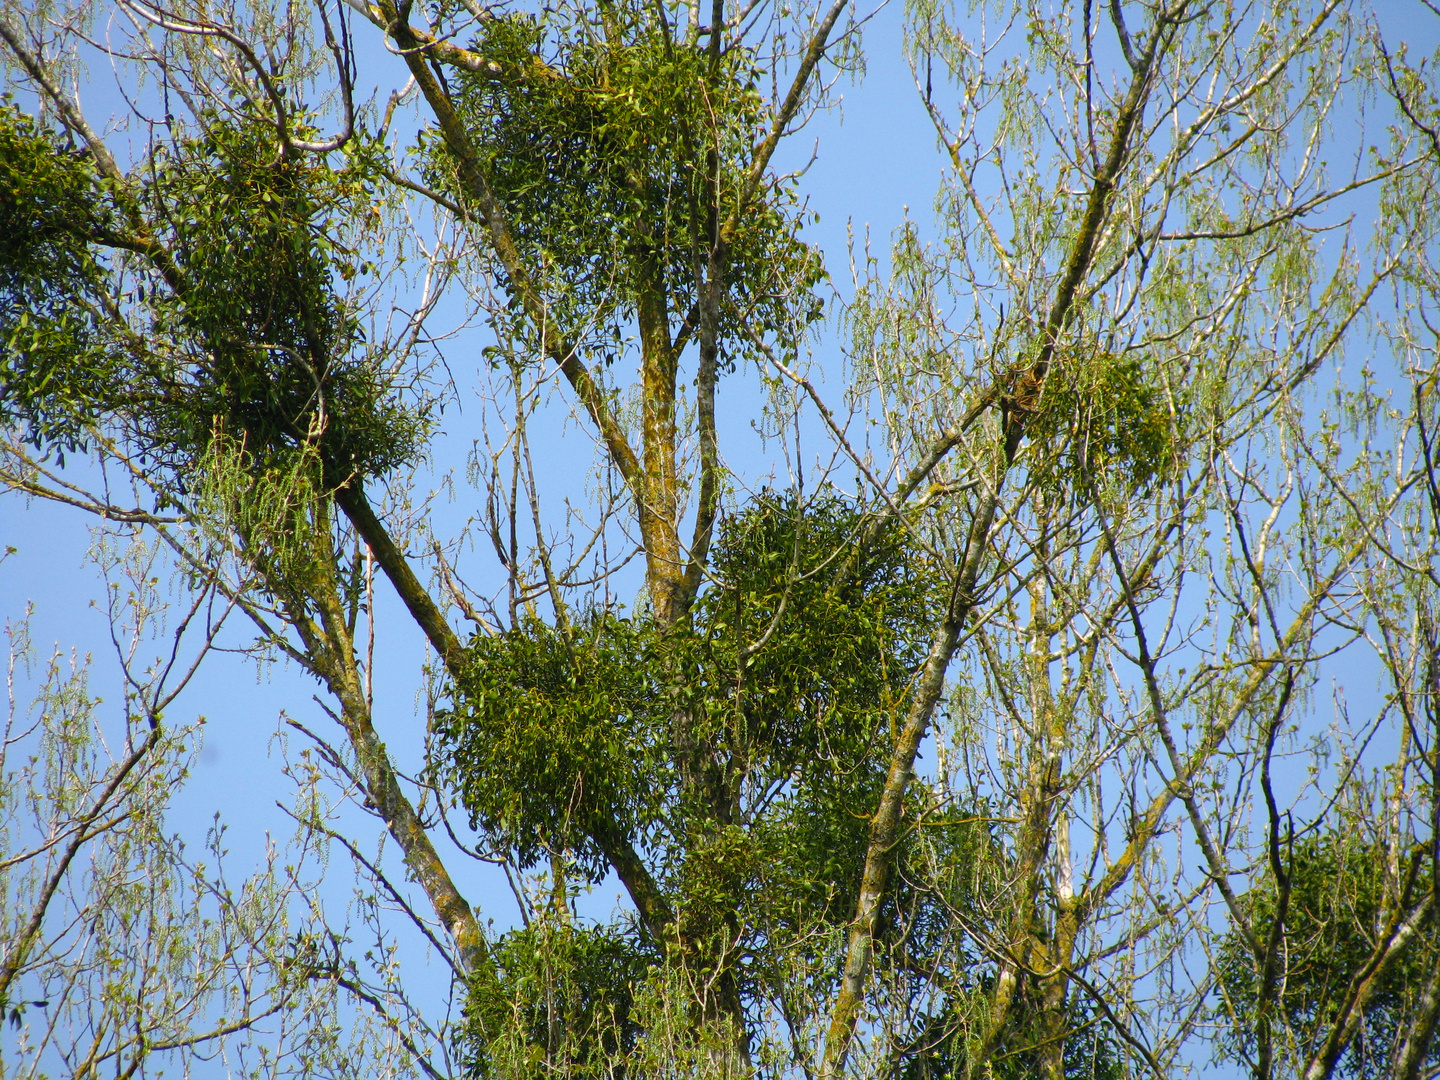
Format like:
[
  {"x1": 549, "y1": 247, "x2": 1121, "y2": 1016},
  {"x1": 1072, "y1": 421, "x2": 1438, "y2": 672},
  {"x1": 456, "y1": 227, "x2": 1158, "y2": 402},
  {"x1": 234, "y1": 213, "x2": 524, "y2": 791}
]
[
  {"x1": 1028, "y1": 346, "x2": 1182, "y2": 494},
  {"x1": 433, "y1": 8, "x2": 824, "y2": 361},
  {"x1": 1, "y1": 101, "x2": 426, "y2": 490},
  {"x1": 436, "y1": 611, "x2": 667, "y2": 880},
  {"x1": 687, "y1": 492, "x2": 936, "y2": 759},
  {"x1": 1214, "y1": 833, "x2": 1440, "y2": 1080},
  {"x1": 140, "y1": 115, "x2": 426, "y2": 483},
  {"x1": 464, "y1": 920, "x2": 651, "y2": 1080},
  {"x1": 0, "y1": 100, "x2": 119, "y2": 456}
]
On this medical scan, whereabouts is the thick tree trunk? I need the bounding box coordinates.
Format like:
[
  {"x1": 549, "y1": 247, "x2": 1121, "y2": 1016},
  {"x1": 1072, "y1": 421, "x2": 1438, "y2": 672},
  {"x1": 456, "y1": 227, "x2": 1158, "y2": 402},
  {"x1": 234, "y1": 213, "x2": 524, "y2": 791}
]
[{"x1": 277, "y1": 501, "x2": 497, "y2": 987}]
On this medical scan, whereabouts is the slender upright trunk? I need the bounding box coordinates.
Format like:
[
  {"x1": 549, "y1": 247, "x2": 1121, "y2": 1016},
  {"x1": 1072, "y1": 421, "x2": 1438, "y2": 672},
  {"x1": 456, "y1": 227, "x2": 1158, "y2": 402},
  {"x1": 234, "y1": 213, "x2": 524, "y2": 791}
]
[{"x1": 820, "y1": 18, "x2": 1167, "y2": 1074}]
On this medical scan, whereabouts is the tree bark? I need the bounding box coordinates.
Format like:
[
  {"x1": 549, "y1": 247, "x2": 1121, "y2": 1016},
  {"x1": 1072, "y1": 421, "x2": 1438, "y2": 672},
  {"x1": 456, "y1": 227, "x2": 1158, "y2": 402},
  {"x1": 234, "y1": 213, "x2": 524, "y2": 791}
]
[{"x1": 818, "y1": 14, "x2": 1169, "y2": 1074}]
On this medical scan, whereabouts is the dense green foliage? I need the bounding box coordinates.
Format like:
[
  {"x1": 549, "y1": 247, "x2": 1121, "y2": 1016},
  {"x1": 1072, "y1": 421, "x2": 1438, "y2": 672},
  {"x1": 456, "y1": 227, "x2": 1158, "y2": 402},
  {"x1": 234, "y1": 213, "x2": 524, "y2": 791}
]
[
  {"x1": 148, "y1": 116, "x2": 421, "y2": 481},
  {"x1": 436, "y1": 490, "x2": 937, "y2": 887},
  {"x1": 433, "y1": 11, "x2": 825, "y2": 362},
  {"x1": 0, "y1": 103, "x2": 425, "y2": 489},
  {"x1": 437, "y1": 610, "x2": 665, "y2": 881},
  {"x1": 464, "y1": 919, "x2": 652, "y2": 1080},
  {"x1": 0, "y1": 101, "x2": 119, "y2": 456},
  {"x1": 436, "y1": 492, "x2": 960, "y2": 1070},
  {"x1": 1216, "y1": 835, "x2": 1440, "y2": 1080}
]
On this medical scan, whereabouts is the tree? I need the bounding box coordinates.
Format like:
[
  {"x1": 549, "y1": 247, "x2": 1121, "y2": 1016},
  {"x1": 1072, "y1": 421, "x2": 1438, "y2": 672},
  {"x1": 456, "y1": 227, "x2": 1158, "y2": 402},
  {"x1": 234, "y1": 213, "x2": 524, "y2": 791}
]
[
  {"x1": 0, "y1": 550, "x2": 427, "y2": 1078},
  {"x1": 3, "y1": 0, "x2": 1440, "y2": 1077},
  {"x1": 1216, "y1": 829, "x2": 1440, "y2": 1080},
  {"x1": 824, "y1": 2, "x2": 1440, "y2": 1077}
]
